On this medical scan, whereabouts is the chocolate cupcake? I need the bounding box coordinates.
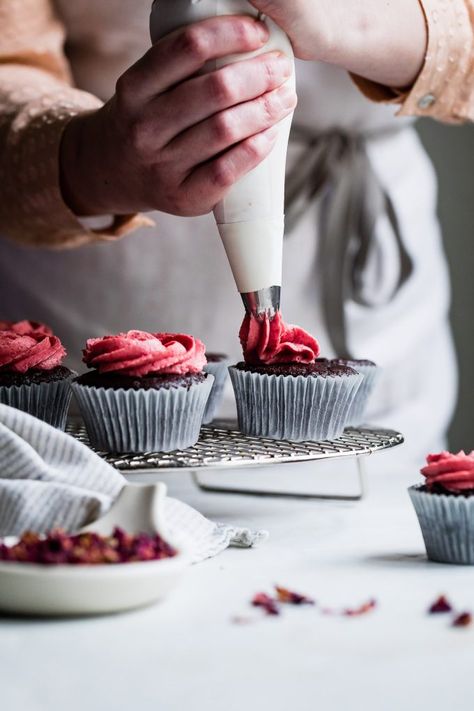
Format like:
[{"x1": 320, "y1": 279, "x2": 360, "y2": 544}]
[
  {"x1": 333, "y1": 359, "x2": 378, "y2": 426},
  {"x1": 72, "y1": 331, "x2": 213, "y2": 453},
  {"x1": 229, "y1": 314, "x2": 363, "y2": 442},
  {"x1": 409, "y1": 451, "x2": 474, "y2": 565},
  {"x1": 203, "y1": 353, "x2": 230, "y2": 424},
  {"x1": 0, "y1": 321, "x2": 75, "y2": 429}
]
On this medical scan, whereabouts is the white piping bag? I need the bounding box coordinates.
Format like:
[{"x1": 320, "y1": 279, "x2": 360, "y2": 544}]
[{"x1": 150, "y1": 0, "x2": 295, "y2": 318}]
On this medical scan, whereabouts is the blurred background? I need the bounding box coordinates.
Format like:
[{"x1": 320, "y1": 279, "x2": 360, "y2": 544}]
[{"x1": 417, "y1": 122, "x2": 474, "y2": 451}]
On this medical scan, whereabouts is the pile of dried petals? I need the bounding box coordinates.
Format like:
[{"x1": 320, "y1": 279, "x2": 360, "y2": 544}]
[{"x1": 0, "y1": 528, "x2": 177, "y2": 566}]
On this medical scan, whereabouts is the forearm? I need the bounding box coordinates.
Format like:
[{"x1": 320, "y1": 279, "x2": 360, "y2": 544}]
[
  {"x1": 313, "y1": 0, "x2": 428, "y2": 89},
  {"x1": 0, "y1": 0, "x2": 145, "y2": 248}
]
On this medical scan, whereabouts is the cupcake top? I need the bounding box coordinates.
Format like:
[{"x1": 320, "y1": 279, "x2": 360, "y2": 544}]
[
  {"x1": 82, "y1": 330, "x2": 206, "y2": 377},
  {"x1": 421, "y1": 451, "x2": 474, "y2": 493},
  {"x1": 0, "y1": 329, "x2": 66, "y2": 373},
  {"x1": 0, "y1": 320, "x2": 53, "y2": 337},
  {"x1": 239, "y1": 312, "x2": 320, "y2": 366}
]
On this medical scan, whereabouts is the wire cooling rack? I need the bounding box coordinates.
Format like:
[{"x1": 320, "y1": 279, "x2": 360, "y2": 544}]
[{"x1": 67, "y1": 420, "x2": 404, "y2": 473}]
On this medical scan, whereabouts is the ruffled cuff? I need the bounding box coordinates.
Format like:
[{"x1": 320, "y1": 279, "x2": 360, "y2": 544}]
[{"x1": 0, "y1": 86, "x2": 153, "y2": 248}]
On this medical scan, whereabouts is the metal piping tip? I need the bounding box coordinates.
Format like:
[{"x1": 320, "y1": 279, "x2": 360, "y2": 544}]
[{"x1": 241, "y1": 286, "x2": 281, "y2": 321}]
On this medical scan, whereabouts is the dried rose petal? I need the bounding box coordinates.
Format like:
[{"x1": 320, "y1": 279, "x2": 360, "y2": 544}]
[
  {"x1": 452, "y1": 612, "x2": 472, "y2": 628},
  {"x1": 428, "y1": 595, "x2": 453, "y2": 614},
  {"x1": 252, "y1": 593, "x2": 280, "y2": 616},
  {"x1": 0, "y1": 527, "x2": 177, "y2": 566},
  {"x1": 344, "y1": 599, "x2": 377, "y2": 617},
  {"x1": 323, "y1": 599, "x2": 377, "y2": 617},
  {"x1": 275, "y1": 586, "x2": 315, "y2": 606}
]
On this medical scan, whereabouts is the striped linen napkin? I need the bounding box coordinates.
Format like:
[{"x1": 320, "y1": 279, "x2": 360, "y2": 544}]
[{"x1": 0, "y1": 404, "x2": 267, "y2": 562}]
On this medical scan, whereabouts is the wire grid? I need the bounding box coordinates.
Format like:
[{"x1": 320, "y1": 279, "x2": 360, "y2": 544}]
[{"x1": 67, "y1": 421, "x2": 404, "y2": 472}]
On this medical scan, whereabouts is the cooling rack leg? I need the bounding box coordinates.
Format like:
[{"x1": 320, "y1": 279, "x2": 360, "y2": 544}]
[{"x1": 191, "y1": 457, "x2": 367, "y2": 501}]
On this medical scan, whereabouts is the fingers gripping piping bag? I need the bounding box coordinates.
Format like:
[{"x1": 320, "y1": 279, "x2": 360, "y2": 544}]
[{"x1": 150, "y1": 0, "x2": 296, "y2": 319}]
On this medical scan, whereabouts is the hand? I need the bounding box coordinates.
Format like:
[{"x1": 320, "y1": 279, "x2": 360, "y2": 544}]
[
  {"x1": 250, "y1": 0, "x2": 427, "y2": 89},
  {"x1": 60, "y1": 16, "x2": 297, "y2": 217}
]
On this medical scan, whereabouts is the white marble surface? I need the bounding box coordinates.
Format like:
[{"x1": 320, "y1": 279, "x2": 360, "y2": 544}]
[{"x1": 1, "y1": 447, "x2": 474, "y2": 711}]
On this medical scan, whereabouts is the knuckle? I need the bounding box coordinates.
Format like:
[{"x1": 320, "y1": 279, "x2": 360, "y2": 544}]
[
  {"x1": 244, "y1": 135, "x2": 265, "y2": 162},
  {"x1": 245, "y1": 135, "x2": 268, "y2": 165},
  {"x1": 211, "y1": 159, "x2": 235, "y2": 189},
  {"x1": 128, "y1": 119, "x2": 148, "y2": 156},
  {"x1": 262, "y1": 58, "x2": 277, "y2": 86},
  {"x1": 260, "y1": 93, "x2": 277, "y2": 123},
  {"x1": 213, "y1": 112, "x2": 237, "y2": 144},
  {"x1": 209, "y1": 70, "x2": 235, "y2": 105},
  {"x1": 232, "y1": 18, "x2": 255, "y2": 47},
  {"x1": 177, "y1": 27, "x2": 210, "y2": 62}
]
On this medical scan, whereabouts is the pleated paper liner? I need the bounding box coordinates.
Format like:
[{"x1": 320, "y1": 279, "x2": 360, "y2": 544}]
[
  {"x1": 0, "y1": 376, "x2": 75, "y2": 430},
  {"x1": 229, "y1": 367, "x2": 363, "y2": 442},
  {"x1": 72, "y1": 375, "x2": 214, "y2": 454},
  {"x1": 409, "y1": 485, "x2": 474, "y2": 565},
  {"x1": 203, "y1": 360, "x2": 230, "y2": 424}
]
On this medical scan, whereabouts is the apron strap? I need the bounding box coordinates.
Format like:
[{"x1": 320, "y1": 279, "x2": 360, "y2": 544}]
[{"x1": 285, "y1": 127, "x2": 414, "y2": 359}]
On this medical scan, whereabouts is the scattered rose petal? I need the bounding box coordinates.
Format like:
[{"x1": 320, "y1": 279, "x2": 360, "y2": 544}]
[
  {"x1": 344, "y1": 599, "x2": 377, "y2": 617},
  {"x1": 0, "y1": 528, "x2": 177, "y2": 566},
  {"x1": 323, "y1": 599, "x2": 377, "y2": 617},
  {"x1": 428, "y1": 595, "x2": 453, "y2": 614},
  {"x1": 452, "y1": 612, "x2": 472, "y2": 628},
  {"x1": 275, "y1": 586, "x2": 315, "y2": 606},
  {"x1": 252, "y1": 593, "x2": 280, "y2": 616}
]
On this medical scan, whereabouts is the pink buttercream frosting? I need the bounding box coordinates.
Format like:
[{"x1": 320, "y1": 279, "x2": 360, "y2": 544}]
[
  {"x1": 239, "y1": 312, "x2": 320, "y2": 365},
  {"x1": 0, "y1": 320, "x2": 53, "y2": 336},
  {"x1": 421, "y1": 451, "x2": 474, "y2": 493},
  {"x1": 83, "y1": 331, "x2": 207, "y2": 377},
  {"x1": 0, "y1": 331, "x2": 66, "y2": 373}
]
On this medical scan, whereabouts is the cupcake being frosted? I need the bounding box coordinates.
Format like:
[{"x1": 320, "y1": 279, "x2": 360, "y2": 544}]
[
  {"x1": 72, "y1": 330, "x2": 213, "y2": 453},
  {"x1": 0, "y1": 322, "x2": 74, "y2": 429},
  {"x1": 409, "y1": 451, "x2": 474, "y2": 565},
  {"x1": 229, "y1": 313, "x2": 363, "y2": 442}
]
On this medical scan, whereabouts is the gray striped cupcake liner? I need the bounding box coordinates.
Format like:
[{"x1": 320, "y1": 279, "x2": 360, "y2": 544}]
[
  {"x1": 229, "y1": 367, "x2": 363, "y2": 442},
  {"x1": 203, "y1": 360, "x2": 230, "y2": 424},
  {"x1": 347, "y1": 364, "x2": 379, "y2": 426},
  {"x1": 0, "y1": 376, "x2": 75, "y2": 430},
  {"x1": 72, "y1": 375, "x2": 213, "y2": 454},
  {"x1": 409, "y1": 485, "x2": 474, "y2": 565}
]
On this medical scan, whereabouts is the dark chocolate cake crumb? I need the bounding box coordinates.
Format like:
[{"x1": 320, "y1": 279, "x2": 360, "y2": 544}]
[
  {"x1": 0, "y1": 366, "x2": 74, "y2": 387},
  {"x1": 234, "y1": 361, "x2": 357, "y2": 378},
  {"x1": 421, "y1": 484, "x2": 474, "y2": 498},
  {"x1": 75, "y1": 370, "x2": 207, "y2": 391}
]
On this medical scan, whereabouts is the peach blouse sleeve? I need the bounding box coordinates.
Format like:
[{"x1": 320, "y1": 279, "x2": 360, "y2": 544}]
[
  {"x1": 0, "y1": 0, "x2": 151, "y2": 249},
  {"x1": 354, "y1": 0, "x2": 474, "y2": 123}
]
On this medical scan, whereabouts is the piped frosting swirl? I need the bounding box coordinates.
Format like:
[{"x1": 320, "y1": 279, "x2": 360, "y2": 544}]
[
  {"x1": 83, "y1": 331, "x2": 207, "y2": 377},
  {"x1": 240, "y1": 312, "x2": 320, "y2": 365}
]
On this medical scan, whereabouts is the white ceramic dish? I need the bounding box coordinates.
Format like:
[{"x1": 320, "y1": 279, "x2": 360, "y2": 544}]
[
  {"x1": 0, "y1": 553, "x2": 189, "y2": 617},
  {"x1": 0, "y1": 483, "x2": 190, "y2": 617}
]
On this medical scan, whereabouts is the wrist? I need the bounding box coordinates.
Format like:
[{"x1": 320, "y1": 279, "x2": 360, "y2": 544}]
[
  {"x1": 313, "y1": 0, "x2": 427, "y2": 90},
  {"x1": 59, "y1": 109, "x2": 121, "y2": 217}
]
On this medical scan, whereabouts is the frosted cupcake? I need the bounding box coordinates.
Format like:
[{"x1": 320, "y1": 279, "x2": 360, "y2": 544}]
[
  {"x1": 409, "y1": 451, "x2": 474, "y2": 565},
  {"x1": 333, "y1": 359, "x2": 378, "y2": 426},
  {"x1": 203, "y1": 353, "x2": 230, "y2": 424},
  {"x1": 72, "y1": 330, "x2": 213, "y2": 453},
  {"x1": 229, "y1": 313, "x2": 363, "y2": 442},
  {"x1": 0, "y1": 322, "x2": 74, "y2": 429}
]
